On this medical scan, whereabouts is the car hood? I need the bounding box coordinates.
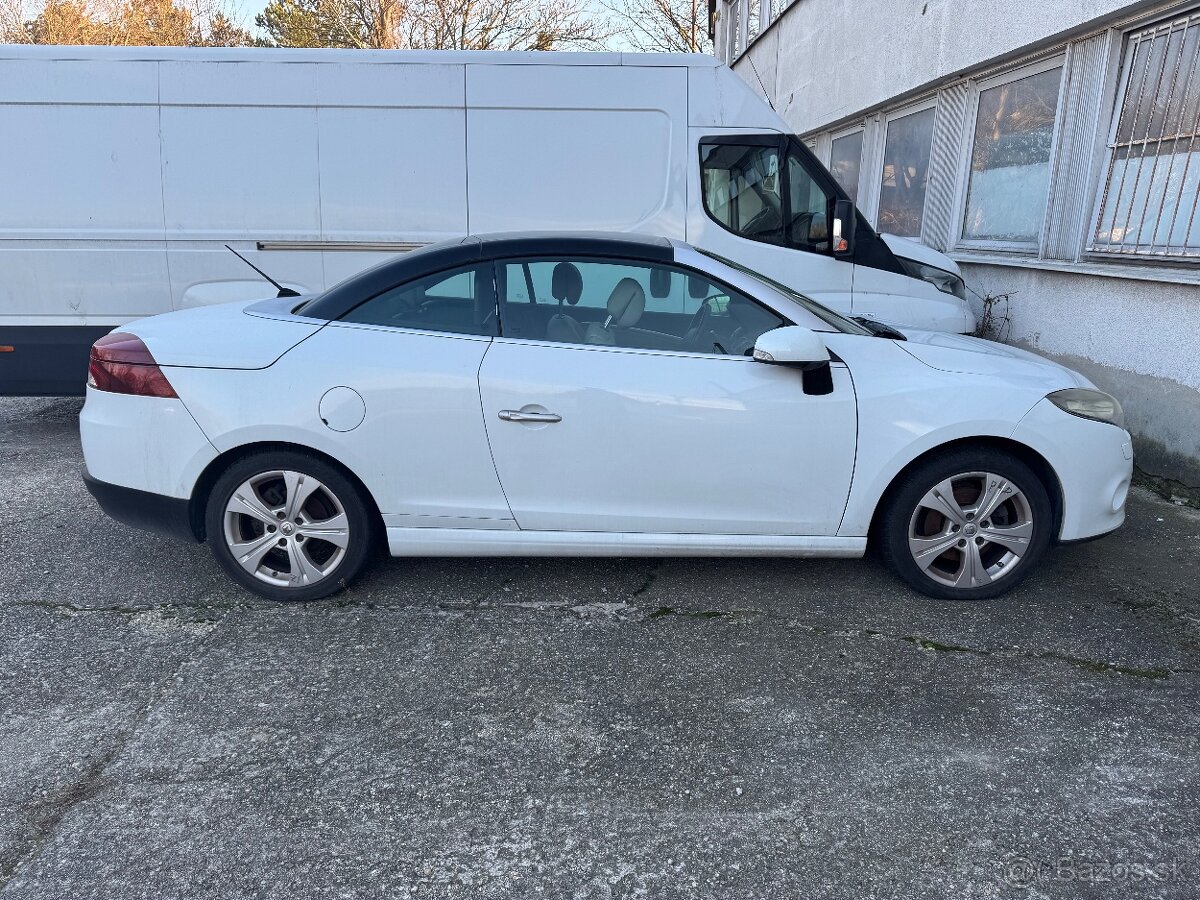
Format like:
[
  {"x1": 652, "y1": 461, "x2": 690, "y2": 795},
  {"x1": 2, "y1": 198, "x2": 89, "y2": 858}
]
[
  {"x1": 117, "y1": 296, "x2": 322, "y2": 369},
  {"x1": 894, "y1": 329, "x2": 1094, "y2": 388}
]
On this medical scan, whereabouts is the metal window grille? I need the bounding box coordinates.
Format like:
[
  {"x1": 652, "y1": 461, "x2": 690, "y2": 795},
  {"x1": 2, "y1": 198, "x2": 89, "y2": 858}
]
[
  {"x1": 1091, "y1": 12, "x2": 1200, "y2": 258},
  {"x1": 746, "y1": 0, "x2": 760, "y2": 45},
  {"x1": 730, "y1": 0, "x2": 742, "y2": 58}
]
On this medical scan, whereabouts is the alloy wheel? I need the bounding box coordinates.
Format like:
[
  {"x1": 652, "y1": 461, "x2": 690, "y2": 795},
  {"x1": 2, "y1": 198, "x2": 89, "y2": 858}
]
[
  {"x1": 907, "y1": 471, "x2": 1034, "y2": 590},
  {"x1": 222, "y1": 469, "x2": 351, "y2": 589}
]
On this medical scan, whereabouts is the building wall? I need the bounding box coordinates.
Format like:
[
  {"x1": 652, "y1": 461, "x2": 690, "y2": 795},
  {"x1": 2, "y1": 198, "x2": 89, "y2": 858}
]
[
  {"x1": 724, "y1": 0, "x2": 1138, "y2": 133},
  {"x1": 964, "y1": 264, "x2": 1200, "y2": 488},
  {"x1": 726, "y1": 0, "x2": 1200, "y2": 493}
]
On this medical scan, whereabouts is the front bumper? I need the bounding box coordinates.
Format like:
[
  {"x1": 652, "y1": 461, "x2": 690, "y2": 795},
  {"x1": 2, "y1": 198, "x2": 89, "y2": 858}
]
[
  {"x1": 1010, "y1": 398, "x2": 1133, "y2": 542},
  {"x1": 83, "y1": 468, "x2": 200, "y2": 543}
]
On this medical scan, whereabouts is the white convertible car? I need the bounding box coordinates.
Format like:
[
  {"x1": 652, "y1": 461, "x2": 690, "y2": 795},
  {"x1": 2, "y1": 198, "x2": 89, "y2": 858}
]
[{"x1": 80, "y1": 233, "x2": 1132, "y2": 602}]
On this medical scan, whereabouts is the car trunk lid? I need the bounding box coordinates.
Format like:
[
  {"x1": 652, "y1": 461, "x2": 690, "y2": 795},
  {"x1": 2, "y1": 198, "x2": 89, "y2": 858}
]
[{"x1": 118, "y1": 298, "x2": 324, "y2": 370}]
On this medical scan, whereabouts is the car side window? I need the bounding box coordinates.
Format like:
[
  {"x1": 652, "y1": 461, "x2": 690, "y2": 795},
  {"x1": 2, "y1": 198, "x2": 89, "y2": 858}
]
[
  {"x1": 497, "y1": 257, "x2": 785, "y2": 357},
  {"x1": 339, "y1": 264, "x2": 497, "y2": 336}
]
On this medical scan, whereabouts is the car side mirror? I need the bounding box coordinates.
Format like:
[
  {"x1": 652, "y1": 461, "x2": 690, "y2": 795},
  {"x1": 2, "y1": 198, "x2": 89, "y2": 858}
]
[
  {"x1": 752, "y1": 326, "x2": 829, "y2": 369},
  {"x1": 831, "y1": 198, "x2": 856, "y2": 257}
]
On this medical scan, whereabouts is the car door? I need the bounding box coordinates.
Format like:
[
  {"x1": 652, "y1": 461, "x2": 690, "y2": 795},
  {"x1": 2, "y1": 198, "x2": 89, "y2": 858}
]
[{"x1": 478, "y1": 256, "x2": 857, "y2": 536}]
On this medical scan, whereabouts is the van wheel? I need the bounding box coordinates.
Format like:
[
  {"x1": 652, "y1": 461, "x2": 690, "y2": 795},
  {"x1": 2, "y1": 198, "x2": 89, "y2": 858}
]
[
  {"x1": 878, "y1": 448, "x2": 1053, "y2": 600},
  {"x1": 205, "y1": 450, "x2": 376, "y2": 602}
]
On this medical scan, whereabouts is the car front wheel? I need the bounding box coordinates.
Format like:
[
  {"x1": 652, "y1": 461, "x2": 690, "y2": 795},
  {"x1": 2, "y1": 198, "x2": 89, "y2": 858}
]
[
  {"x1": 878, "y1": 448, "x2": 1054, "y2": 600},
  {"x1": 205, "y1": 450, "x2": 376, "y2": 601}
]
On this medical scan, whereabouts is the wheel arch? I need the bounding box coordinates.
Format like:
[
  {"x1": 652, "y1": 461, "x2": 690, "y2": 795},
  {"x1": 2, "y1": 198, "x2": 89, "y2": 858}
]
[
  {"x1": 186, "y1": 441, "x2": 386, "y2": 542},
  {"x1": 865, "y1": 436, "x2": 1064, "y2": 548}
]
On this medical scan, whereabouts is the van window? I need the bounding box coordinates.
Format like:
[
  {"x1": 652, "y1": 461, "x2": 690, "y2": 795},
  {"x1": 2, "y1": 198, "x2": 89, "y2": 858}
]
[
  {"x1": 786, "y1": 152, "x2": 832, "y2": 253},
  {"x1": 339, "y1": 265, "x2": 497, "y2": 336},
  {"x1": 700, "y1": 139, "x2": 835, "y2": 254}
]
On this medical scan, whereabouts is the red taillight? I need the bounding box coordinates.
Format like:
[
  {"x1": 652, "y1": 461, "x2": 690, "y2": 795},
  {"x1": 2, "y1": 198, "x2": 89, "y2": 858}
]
[{"x1": 88, "y1": 332, "x2": 177, "y2": 398}]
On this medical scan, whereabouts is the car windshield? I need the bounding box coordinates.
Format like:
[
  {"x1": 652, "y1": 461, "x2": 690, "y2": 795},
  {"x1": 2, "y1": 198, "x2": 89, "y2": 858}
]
[{"x1": 696, "y1": 249, "x2": 872, "y2": 336}]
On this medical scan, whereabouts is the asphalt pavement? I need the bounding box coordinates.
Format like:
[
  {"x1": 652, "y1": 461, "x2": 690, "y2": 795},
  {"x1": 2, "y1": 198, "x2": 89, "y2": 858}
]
[{"x1": 1, "y1": 396, "x2": 1198, "y2": 899}]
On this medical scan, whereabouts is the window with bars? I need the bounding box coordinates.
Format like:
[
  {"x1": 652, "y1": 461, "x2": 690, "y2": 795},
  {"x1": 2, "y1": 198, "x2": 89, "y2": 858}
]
[
  {"x1": 730, "y1": 0, "x2": 742, "y2": 59},
  {"x1": 746, "y1": 0, "x2": 759, "y2": 45},
  {"x1": 1091, "y1": 12, "x2": 1200, "y2": 259}
]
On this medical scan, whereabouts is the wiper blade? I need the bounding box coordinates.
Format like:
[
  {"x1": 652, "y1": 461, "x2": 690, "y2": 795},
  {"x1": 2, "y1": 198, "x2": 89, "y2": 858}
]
[{"x1": 852, "y1": 316, "x2": 907, "y2": 341}]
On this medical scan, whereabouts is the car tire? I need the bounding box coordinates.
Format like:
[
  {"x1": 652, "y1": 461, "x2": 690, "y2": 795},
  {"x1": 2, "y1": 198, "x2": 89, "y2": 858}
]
[
  {"x1": 205, "y1": 450, "x2": 377, "y2": 602},
  {"x1": 878, "y1": 447, "x2": 1054, "y2": 600}
]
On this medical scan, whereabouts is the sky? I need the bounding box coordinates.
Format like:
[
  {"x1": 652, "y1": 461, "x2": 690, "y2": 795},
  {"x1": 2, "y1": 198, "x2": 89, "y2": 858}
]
[{"x1": 226, "y1": 0, "x2": 270, "y2": 36}]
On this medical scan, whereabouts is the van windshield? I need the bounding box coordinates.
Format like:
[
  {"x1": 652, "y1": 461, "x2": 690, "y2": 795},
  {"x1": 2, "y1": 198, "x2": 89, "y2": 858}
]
[{"x1": 696, "y1": 249, "x2": 872, "y2": 336}]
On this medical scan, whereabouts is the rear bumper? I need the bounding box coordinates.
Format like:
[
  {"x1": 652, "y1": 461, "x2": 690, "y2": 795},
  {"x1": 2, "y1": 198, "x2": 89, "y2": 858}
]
[
  {"x1": 83, "y1": 468, "x2": 200, "y2": 543},
  {"x1": 79, "y1": 386, "x2": 217, "y2": 499}
]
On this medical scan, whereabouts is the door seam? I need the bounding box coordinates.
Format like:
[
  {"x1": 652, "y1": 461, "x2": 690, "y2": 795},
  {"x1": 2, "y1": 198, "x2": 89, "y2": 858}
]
[{"x1": 476, "y1": 339, "x2": 519, "y2": 524}]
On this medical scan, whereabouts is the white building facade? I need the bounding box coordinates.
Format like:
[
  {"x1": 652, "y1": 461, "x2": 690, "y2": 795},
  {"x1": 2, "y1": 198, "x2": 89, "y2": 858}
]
[{"x1": 719, "y1": 0, "x2": 1200, "y2": 496}]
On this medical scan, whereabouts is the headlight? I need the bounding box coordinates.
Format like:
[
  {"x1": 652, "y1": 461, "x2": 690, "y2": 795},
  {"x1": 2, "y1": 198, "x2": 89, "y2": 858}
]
[
  {"x1": 1048, "y1": 388, "x2": 1125, "y2": 428},
  {"x1": 898, "y1": 258, "x2": 968, "y2": 301}
]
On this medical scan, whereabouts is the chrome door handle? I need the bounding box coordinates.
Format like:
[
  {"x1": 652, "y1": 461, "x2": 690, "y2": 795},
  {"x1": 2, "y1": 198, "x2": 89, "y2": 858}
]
[{"x1": 498, "y1": 409, "x2": 562, "y2": 423}]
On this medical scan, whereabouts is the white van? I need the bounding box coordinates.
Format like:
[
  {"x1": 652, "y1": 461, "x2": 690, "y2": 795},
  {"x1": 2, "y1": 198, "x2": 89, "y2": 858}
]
[{"x1": 0, "y1": 46, "x2": 974, "y2": 395}]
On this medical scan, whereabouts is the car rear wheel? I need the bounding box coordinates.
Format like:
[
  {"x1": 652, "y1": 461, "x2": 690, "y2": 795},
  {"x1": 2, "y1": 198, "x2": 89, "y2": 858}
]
[
  {"x1": 878, "y1": 448, "x2": 1053, "y2": 600},
  {"x1": 206, "y1": 450, "x2": 376, "y2": 601}
]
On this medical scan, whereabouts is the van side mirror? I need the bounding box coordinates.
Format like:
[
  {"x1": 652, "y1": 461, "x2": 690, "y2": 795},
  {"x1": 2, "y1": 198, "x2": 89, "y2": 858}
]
[
  {"x1": 752, "y1": 326, "x2": 829, "y2": 368},
  {"x1": 831, "y1": 198, "x2": 856, "y2": 257}
]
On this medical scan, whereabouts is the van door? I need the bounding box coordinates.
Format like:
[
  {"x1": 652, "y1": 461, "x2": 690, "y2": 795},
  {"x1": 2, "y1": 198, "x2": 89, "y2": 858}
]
[{"x1": 687, "y1": 132, "x2": 855, "y2": 316}]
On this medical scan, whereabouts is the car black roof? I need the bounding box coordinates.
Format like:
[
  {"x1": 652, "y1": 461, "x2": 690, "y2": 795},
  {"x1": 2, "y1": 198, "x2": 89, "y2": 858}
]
[{"x1": 301, "y1": 231, "x2": 676, "y2": 321}]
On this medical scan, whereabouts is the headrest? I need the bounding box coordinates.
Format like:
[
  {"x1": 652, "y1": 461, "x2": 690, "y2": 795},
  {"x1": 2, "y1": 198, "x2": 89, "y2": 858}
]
[
  {"x1": 649, "y1": 267, "x2": 672, "y2": 299},
  {"x1": 688, "y1": 275, "x2": 709, "y2": 299},
  {"x1": 606, "y1": 278, "x2": 646, "y2": 327},
  {"x1": 551, "y1": 262, "x2": 583, "y2": 305}
]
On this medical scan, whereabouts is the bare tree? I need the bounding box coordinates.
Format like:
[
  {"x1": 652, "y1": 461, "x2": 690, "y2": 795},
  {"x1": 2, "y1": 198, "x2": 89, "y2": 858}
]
[
  {"x1": 21, "y1": 0, "x2": 105, "y2": 42},
  {"x1": 603, "y1": 0, "x2": 710, "y2": 53},
  {"x1": 256, "y1": 0, "x2": 402, "y2": 48},
  {"x1": 1, "y1": 0, "x2": 30, "y2": 40},
  {"x1": 257, "y1": 0, "x2": 606, "y2": 50},
  {"x1": 113, "y1": 0, "x2": 199, "y2": 44},
  {"x1": 6, "y1": 0, "x2": 253, "y2": 44},
  {"x1": 400, "y1": 0, "x2": 603, "y2": 49}
]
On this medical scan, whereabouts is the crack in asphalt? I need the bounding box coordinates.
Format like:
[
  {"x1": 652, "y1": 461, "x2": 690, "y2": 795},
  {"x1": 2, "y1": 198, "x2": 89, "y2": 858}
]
[
  {"x1": 3, "y1": 599, "x2": 253, "y2": 618},
  {"x1": 0, "y1": 602, "x2": 234, "y2": 894},
  {"x1": 631, "y1": 562, "x2": 663, "y2": 598},
  {"x1": 2, "y1": 581, "x2": 257, "y2": 620},
  {"x1": 12, "y1": 589, "x2": 1195, "y2": 682},
  {"x1": 637, "y1": 604, "x2": 1198, "y2": 678},
  {"x1": 887, "y1": 633, "x2": 1181, "y2": 680},
  {"x1": 5, "y1": 568, "x2": 1198, "y2": 698}
]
